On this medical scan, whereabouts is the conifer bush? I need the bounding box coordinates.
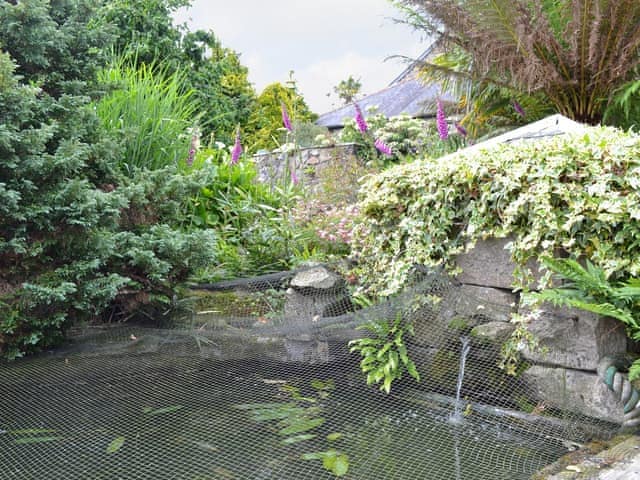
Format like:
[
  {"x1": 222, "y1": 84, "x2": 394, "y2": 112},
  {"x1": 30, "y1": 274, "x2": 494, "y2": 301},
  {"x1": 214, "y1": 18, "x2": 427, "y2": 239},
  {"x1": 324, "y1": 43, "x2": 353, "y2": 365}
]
[{"x1": 0, "y1": 0, "x2": 216, "y2": 358}]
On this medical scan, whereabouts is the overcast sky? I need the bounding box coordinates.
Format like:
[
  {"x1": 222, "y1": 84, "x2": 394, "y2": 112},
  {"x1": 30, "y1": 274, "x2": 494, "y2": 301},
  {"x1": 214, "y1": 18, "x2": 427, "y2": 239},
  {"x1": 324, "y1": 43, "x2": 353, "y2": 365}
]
[{"x1": 174, "y1": 0, "x2": 428, "y2": 114}]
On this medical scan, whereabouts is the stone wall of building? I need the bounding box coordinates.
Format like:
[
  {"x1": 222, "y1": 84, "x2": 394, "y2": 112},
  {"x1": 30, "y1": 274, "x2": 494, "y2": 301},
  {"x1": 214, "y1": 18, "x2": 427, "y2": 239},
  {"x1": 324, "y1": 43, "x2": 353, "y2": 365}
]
[{"x1": 252, "y1": 143, "x2": 360, "y2": 188}]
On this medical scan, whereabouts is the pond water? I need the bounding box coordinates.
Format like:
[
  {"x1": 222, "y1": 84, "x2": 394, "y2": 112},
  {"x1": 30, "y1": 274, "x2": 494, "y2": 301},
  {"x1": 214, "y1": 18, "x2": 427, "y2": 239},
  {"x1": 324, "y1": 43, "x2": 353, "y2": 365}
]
[{"x1": 0, "y1": 337, "x2": 567, "y2": 480}]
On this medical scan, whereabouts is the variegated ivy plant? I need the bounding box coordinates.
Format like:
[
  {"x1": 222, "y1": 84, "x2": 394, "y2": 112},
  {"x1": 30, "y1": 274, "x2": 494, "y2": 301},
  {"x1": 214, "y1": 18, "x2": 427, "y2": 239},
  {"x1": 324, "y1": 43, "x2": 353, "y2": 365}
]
[{"x1": 351, "y1": 126, "x2": 640, "y2": 373}]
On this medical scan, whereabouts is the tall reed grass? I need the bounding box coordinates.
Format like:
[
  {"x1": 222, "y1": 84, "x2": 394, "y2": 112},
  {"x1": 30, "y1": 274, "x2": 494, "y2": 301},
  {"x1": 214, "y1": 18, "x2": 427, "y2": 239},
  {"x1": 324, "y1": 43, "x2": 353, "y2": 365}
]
[{"x1": 96, "y1": 59, "x2": 199, "y2": 173}]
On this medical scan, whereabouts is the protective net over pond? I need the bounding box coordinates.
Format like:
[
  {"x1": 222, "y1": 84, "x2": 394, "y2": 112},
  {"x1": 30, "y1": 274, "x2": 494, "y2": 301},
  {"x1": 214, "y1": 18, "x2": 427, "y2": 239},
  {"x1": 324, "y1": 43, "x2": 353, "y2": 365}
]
[{"x1": 0, "y1": 266, "x2": 624, "y2": 479}]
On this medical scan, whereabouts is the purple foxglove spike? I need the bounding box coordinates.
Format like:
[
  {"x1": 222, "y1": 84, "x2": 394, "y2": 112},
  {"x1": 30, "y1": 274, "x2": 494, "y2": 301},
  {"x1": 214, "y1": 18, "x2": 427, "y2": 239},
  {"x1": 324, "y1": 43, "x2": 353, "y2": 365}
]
[
  {"x1": 231, "y1": 127, "x2": 242, "y2": 164},
  {"x1": 436, "y1": 99, "x2": 448, "y2": 140},
  {"x1": 354, "y1": 102, "x2": 368, "y2": 133},
  {"x1": 513, "y1": 100, "x2": 526, "y2": 118},
  {"x1": 290, "y1": 168, "x2": 299, "y2": 184},
  {"x1": 186, "y1": 148, "x2": 196, "y2": 167},
  {"x1": 281, "y1": 102, "x2": 293, "y2": 131},
  {"x1": 374, "y1": 138, "x2": 393, "y2": 156},
  {"x1": 454, "y1": 122, "x2": 467, "y2": 137}
]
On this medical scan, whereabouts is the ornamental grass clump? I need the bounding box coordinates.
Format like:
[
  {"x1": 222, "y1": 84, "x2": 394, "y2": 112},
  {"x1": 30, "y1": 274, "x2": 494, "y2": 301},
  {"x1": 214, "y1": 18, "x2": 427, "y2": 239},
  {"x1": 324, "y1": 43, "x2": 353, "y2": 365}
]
[{"x1": 352, "y1": 126, "x2": 640, "y2": 297}]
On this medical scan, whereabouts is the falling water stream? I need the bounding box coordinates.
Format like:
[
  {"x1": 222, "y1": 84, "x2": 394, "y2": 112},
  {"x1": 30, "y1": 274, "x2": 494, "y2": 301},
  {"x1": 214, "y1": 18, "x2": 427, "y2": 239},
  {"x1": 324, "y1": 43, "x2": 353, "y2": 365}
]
[{"x1": 450, "y1": 336, "x2": 472, "y2": 424}]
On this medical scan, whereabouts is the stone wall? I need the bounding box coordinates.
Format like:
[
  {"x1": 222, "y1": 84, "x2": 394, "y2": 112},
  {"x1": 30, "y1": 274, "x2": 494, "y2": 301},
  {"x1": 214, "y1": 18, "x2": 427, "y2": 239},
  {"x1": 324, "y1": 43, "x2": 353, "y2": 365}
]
[
  {"x1": 454, "y1": 237, "x2": 630, "y2": 425},
  {"x1": 252, "y1": 143, "x2": 359, "y2": 188}
]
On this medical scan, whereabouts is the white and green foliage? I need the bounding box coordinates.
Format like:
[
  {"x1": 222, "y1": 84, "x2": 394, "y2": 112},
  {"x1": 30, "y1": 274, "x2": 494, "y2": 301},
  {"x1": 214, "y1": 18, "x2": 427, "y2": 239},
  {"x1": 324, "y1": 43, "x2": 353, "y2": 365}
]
[
  {"x1": 352, "y1": 127, "x2": 640, "y2": 297},
  {"x1": 349, "y1": 313, "x2": 420, "y2": 393},
  {"x1": 525, "y1": 257, "x2": 640, "y2": 379}
]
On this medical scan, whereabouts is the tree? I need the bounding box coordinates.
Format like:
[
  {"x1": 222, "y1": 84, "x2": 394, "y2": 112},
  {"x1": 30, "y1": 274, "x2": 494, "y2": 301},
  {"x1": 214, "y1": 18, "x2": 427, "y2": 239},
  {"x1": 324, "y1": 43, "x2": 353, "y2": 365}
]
[
  {"x1": 245, "y1": 76, "x2": 317, "y2": 152},
  {"x1": 96, "y1": 0, "x2": 256, "y2": 144},
  {"x1": 0, "y1": 0, "x2": 216, "y2": 358},
  {"x1": 333, "y1": 75, "x2": 362, "y2": 105},
  {"x1": 179, "y1": 30, "x2": 256, "y2": 144},
  {"x1": 397, "y1": 0, "x2": 640, "y2": 125}
]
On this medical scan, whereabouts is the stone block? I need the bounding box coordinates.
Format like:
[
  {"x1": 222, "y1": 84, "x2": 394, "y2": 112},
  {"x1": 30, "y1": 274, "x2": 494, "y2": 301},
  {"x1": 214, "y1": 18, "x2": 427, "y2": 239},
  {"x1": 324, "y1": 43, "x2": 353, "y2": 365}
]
[
  {"x1": 521, "y1": 365, "x2": 622, "y2": 424},
  {"x1": 453, "y1": 284, "x2": 517, "y2": 323},
  {"x1": 290, "y1": 266, "x2": 343, "y2": 291},
  {"x1": 521, "y1": 304, "x2": 627, "y2": 371},
  {"x1": 471, "y1": 321, "x2": 516, "y2": 343},
  {"x1": 283, "y1": 338, "x2": 329, "y2": 364},
  {"x1": 455, "y1": 237, "x2": 541, "y2": 289}
]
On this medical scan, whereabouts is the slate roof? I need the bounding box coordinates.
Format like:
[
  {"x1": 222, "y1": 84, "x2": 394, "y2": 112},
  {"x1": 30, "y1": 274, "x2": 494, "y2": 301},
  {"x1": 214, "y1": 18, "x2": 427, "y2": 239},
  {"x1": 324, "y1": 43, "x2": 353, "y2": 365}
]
[
  {"x1": 316, "y1": 40, "x2": 453, "y2": 130},
  {"x1": 316, "y1": 78, "x2": 455, "y2": 130}
]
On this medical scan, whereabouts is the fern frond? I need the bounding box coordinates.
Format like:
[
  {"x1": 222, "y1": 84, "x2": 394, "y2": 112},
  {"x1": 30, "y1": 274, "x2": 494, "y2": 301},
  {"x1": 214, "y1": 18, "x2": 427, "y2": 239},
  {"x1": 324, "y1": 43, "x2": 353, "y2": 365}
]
[
  {"x1": 628, "y1": 359, "x2": 640, "y2": 382},
  {"x1": 563, "y1": 299, "x2": 637, "y2": 329}
]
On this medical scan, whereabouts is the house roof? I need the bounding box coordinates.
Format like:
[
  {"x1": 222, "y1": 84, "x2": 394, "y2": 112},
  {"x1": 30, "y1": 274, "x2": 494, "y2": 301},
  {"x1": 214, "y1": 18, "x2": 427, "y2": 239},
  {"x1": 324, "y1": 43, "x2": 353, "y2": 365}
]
[{"x1": 316, "y1": 78, "x2": 455, "y2": 129}]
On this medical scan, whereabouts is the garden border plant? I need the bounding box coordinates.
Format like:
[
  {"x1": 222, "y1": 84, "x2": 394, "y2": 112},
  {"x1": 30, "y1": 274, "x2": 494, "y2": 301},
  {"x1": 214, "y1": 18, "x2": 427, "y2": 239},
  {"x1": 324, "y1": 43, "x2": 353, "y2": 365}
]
[{"x1": 351, "y1": 125, "x2": 640, "y2": 372}]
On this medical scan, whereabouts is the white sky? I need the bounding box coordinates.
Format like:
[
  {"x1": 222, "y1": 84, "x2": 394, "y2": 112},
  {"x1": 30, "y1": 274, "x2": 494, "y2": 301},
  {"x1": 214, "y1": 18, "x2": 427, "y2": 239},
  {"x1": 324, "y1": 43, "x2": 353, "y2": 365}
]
[{"x1": 174, "y1": 0, "x2": 427, "y2": 114}]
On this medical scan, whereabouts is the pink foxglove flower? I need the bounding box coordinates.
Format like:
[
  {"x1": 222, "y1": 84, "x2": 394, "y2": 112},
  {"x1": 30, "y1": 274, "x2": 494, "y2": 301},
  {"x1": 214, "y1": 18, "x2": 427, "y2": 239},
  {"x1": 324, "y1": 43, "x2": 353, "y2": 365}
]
[
  {"x1": 186, "y1": 131, "x2": 199, "y2": 166},
  {"x1": 354, "y1": 102, "x2": 368, "y2": 133},
  {"x1": 290, "y1": 168, "x2": 299, "y2": 184},
  {"x1": 454, "y1": 122, "x2": 467, "y2": 137},
  {"x1": 281, "y1": 102, "x2": 293, "y2": 131},
  {"x1": 231, "y1": 127, "x2": 242, "y2": 164},
  {"x1": 513, "y1": 100, "x2": 526, "y2": 118},
  {"x1": 374, "y1": 138, "x2": 392, "y2": 156},
  {"x1": 436, "y1": 99, "x2": 448, "y2": 140},
  {"x1": 186, "y1": 148, "x2": 196, "y2": 167}
]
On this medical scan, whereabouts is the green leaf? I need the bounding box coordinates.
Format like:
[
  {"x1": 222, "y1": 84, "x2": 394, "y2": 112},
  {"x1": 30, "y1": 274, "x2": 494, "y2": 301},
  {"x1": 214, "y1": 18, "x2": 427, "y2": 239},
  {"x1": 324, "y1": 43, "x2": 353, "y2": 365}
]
[
  {"x1": 301, "y1": 452, "x2": 326, "y2": 461},
  {"x1": 14, "y1": 436, "x2": 62, "y2": 445},
  {"x1": 278, "y1": 417, "x2": 325, "y2": 436},
  {"x1": 629, "y1": 359, "x2": 640, "y2": 382},
  {"x1": 332, "y1": 453, "x2": 349, "y2": 476},
  {"x1": 405, "y1": 359, "x2": 420, "y2": 381},
  {"x1": 281, "y1": 434, "x2": 317, "y2": 444},
  {"x1": 326, "y1": 432, "x2": 343, "y2": 442},
  {"x1": 234, "y1": 402, "x2": 296, "y2": 411},
  {"x1": 106, "y1": 436, "x2": 125, "y2": 453}
]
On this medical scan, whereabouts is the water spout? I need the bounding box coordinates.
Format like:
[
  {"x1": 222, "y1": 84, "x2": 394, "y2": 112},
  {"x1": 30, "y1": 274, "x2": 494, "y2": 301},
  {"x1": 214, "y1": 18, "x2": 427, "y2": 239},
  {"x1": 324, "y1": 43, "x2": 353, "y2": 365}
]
[{"x1": 450, "y1": 336, "x2": 471, "y2": 424}]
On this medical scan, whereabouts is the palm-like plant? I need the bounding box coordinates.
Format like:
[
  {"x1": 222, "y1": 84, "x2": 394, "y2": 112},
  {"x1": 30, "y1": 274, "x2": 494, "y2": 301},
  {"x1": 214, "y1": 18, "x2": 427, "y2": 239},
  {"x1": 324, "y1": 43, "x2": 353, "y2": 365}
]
[{"x1": 397, "y1": 0, "x2": 640, "y2": 125}]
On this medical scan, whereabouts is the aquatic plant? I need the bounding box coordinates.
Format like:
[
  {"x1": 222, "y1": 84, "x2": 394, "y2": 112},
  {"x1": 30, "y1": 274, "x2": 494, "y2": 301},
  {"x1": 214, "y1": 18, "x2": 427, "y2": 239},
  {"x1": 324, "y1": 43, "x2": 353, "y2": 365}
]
[{"x1": 235, "y1": 380, "x2": 349, "y2": 477}]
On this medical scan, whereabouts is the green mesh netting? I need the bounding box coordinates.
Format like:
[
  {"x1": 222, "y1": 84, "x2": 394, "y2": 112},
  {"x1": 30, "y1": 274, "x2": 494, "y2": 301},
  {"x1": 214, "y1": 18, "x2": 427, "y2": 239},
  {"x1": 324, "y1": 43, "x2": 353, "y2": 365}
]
[{"x1": 0, "y1": 266, "x2": 620, "y2": 479}]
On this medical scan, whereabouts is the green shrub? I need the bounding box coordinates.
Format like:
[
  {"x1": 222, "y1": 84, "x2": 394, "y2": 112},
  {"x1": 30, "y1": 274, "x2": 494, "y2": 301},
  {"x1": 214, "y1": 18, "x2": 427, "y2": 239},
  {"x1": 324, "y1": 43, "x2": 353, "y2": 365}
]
[
  {"x1": 352, "y1": 126, "x2": 640, "y2": 296},
  {"x1": 0, "y1": 2, "x2": 217, "y2": 359},
  {"x1": 185, "y1": 149, "x2": 304, "y2": 279}
]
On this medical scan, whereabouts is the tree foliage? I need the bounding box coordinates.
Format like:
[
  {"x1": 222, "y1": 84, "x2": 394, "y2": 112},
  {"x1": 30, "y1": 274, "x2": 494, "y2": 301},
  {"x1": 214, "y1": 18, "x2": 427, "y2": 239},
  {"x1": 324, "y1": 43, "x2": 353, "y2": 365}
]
[
  {"x1": 96, "y1": 0, "x2": 256, "y2": 143},
  {"x1": 397, "y1": 0, "x2": 640, "y2": 125},
  {"x1": 0, "y1": 0, "x2": 216, "y2": 358},
  {"x1": 333, "y1": 75, "x2": 362, "y2": 105},
  {"x1": 245, "y1": 79, "x2": 317, "y2": 152}
]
